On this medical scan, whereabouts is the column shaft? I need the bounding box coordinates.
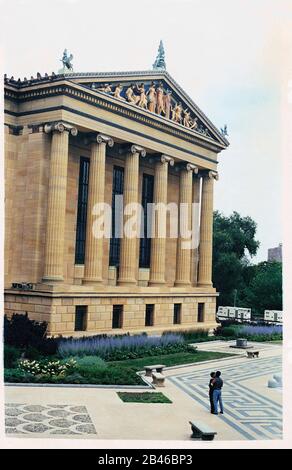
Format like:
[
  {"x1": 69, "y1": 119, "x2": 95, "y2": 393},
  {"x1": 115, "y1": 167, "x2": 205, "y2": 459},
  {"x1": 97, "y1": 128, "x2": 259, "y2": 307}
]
[
  {"x1": 197, "y1": 173, "x2": 215, "y2": 287},
  {"x1": 43, "y1": 130, "x2": 69, "y2": 282},
  {"x1": 83, "y1": 141, "x2": 107, "y2": 284},
  {"x1": 118, "y1": 150, "x2": 140, "y2": 285},
  {"x1": 174, "y1": 167, "x2": 193, "y2": 286},
  {"x1": 149, "y1": 156, "x2": 173, "y2": 286},
  {"x1": 191, "y1": 176, "x2": 201, "y2": 286}
]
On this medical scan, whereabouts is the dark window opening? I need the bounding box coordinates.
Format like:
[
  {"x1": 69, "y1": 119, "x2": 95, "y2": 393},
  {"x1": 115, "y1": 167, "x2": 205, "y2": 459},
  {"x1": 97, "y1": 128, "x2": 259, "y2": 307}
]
[
  {"x1": 109, "y1": 166, "x2": 124, "y2": 267},
  {"x1": 112, "y1": 305, "x2": 123, "y2": 329},
  {"x1": 198, "y1": 303, "x2": 205, "y2": 322},
  {"x1": 75, "y1": 305, "x2": 87, "y2": 331},
  {"x1": 174, "y1": 304, "x2": 181, "y2": 324},
  {"x1": 145, "y1": 304, "x2": 154, "y2": 327},
  {"x1": 139, "y1": 174, "x2": 154, "y2": 268},
  {"x1": 75, "y1": 157, "x2": 90, "y2": 264}
]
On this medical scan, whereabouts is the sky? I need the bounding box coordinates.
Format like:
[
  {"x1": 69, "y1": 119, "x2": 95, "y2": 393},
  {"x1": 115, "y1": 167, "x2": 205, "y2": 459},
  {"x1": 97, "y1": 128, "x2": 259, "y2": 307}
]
[{"x1": 1, "y1": 0, "x2": 291, "y2": 263}]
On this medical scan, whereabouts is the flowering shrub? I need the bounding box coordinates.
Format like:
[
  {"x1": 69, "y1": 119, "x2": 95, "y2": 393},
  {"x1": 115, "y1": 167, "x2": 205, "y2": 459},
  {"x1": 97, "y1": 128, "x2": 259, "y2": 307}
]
[
  {"x1": 58, "y1": 333, "x2": 187, "y2": 360},
  {"x1": 239, "y1": 325, "x2": 282, "y2": 341},
  {"x1": 18, "y1": 358, "x2": 76, "y2": 377}
]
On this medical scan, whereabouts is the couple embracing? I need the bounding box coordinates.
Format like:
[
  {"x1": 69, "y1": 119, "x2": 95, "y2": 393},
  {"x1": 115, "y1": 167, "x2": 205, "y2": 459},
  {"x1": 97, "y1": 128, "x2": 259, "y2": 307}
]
[{"x1": 209, "y1": 370, "x2": 224, "y2": 415}]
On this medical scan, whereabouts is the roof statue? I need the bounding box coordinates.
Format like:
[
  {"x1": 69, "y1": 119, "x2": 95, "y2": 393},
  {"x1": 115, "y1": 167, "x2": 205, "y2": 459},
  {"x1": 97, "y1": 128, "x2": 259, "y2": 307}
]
[
  {"x1": 58, "y1": 49, "x2": 74, "y2": 74},
  {"x1": 152, "y1": 40, "x2": 166, "y2": 70},
  {"x1": 220, "y1": 124, "x2": 228, "y2": 137}
]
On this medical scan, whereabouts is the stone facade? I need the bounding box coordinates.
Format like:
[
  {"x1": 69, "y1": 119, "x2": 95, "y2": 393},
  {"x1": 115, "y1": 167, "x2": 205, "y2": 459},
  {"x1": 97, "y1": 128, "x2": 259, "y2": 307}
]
[{"x1": 4, "y1": 70, "x2": 228, "y2": 336}]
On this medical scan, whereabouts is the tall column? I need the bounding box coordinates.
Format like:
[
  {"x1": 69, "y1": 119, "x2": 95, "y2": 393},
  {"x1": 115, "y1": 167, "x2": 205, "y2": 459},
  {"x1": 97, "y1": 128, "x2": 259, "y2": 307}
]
[
  {"x1": 42, "y1": 121, "x2": 78, "y2": 282},
  {"x1": 118, "y1": 145, "x2": 146, "y2": 286},
  {"x1": 83, "y1": 134, "x2": 114, "y2": 285},
  {"x1": 149, "y1": 155, "x2": 174, "y2": 286},
  {"x1": 197, "y1": 171, "x2": 218, "y2": 287},
  {"x1": 175, "y1": 163, "x2": 198, "y2": 287},
  {"x1": 190, "y1": 175, "x2": 201, "y2": 286}
]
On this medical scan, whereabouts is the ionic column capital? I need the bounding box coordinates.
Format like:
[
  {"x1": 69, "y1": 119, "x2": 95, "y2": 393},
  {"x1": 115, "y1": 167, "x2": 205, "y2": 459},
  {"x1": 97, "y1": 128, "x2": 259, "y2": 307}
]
[
  {"x1": 44, "y1": 121, "x2": 78, "y2": 136},
  {"x1": 179, "y1": 162, "x2": 199, "y2": 173},
  {"x1": 160, "y1": 154, "x2": 175, "y2": 166},
  {"x1": 130, "y1": 144, "x2": 146, "y2": 157},
  {"x1": 96, "y1": 133, "x2": 114, "y2": 147},
  {"x1": 199, "y1": 170, "x2": 219, "y2": 180}
]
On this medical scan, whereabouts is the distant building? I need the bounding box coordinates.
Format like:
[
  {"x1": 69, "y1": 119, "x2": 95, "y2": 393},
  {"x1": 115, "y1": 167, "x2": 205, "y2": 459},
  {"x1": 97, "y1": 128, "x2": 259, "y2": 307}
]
[{"x1": 268, "y1": 244, "x2": 282, "y2": 263}]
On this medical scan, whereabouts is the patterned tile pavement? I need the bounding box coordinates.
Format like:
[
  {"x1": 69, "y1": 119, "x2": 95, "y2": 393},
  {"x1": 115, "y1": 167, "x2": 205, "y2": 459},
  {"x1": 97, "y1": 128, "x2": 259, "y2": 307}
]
[
  {"x1": 5, "y1": 403, "x2": 97, "y2": 436},
  {"x1": 168, "y1": 354, "x2": 282, "y2": 440}
]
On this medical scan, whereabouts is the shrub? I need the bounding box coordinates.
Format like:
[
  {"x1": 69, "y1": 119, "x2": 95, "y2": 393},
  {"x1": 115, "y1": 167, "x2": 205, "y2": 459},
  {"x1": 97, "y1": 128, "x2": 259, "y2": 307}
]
[
  {"x1": 162, "y1": 328, "x2": 210, "y2": 343},
  {"x1": 58, "y1": 333, "x2": 186, "y2": 360},
  {"x1": 4, "y1": 368, "x2": 35, "y2": 383},
  {"x1": 18, "y1": 358, "x2": 77, "y2": 377},
  {"x1": 238, "y1": 325, "x2": 282, "y2": 341},
  {"x1": 4, "y1": 313, "x2": 59, "y2": 355},
  {"x1": 4, "y1": 345, "x2": 21, "y2": 368},
  {"x1": 74, "y1": 355, "x2": 107, "y2": 369}
]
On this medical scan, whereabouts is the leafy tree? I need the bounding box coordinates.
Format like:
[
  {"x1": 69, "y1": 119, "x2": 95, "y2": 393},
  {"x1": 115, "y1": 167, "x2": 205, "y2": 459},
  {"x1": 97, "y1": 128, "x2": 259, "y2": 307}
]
[
  {"x1": 241, "y1": 261, "x2": 282, "y2": 316},
  {"x1": 212, "y1": 211, "x2": 260, "y2": 306}
]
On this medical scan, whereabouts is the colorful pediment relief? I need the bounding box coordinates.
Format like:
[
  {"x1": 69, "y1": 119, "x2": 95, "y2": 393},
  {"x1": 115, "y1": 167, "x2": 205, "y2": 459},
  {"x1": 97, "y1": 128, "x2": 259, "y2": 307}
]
[{"x1": 85, "y1": 77, "x2": 218, "y2": 141}]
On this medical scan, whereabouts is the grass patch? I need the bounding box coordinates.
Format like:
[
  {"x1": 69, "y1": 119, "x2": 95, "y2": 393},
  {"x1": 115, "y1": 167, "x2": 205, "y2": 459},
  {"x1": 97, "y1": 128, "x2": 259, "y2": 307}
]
[
  {"x1": 109, "y1": 350, "x2": 235, "y2": 370},
  {"x1": 117, "y1": 392, "x2": 172, "y2": 403}
]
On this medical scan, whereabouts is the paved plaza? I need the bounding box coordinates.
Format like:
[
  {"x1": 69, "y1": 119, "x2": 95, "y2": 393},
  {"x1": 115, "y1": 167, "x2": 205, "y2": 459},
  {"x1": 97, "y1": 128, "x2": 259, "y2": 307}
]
[{"x1": 4, "y1": 341, "x2": 282, "y2": 441}]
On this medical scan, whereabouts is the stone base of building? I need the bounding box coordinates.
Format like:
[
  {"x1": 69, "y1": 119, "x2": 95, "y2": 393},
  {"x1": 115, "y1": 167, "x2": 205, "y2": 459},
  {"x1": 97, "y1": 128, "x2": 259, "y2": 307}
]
[{"x1": 4, "y1": 284, "x2": 218, "y2": 336}]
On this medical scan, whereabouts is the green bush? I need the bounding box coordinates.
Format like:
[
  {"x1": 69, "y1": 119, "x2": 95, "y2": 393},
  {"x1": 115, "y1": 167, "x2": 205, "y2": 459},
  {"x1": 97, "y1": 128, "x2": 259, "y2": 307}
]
[
  {"x1": 4, "y1": 345, "x2": 21, "y2": 368},
  {"x1": 4, "y1": 368, "x2": 35, "y2": 383},
  {"x1": 4, "y1": 313, "x2": 59, "y2": 355},
  {"x1": 220, "y1": 327, "x2": 238, "y2": 337},
  {"x1": 74, "y1": 355, "x2": 107, "y2": 369}
]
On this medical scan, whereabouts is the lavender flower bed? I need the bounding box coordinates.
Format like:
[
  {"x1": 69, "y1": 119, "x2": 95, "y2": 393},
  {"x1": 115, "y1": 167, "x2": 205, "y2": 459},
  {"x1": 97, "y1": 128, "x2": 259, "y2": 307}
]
[
  {"x1": 238, "y1": 324, "x2": 282, "y2": 340},
  {"x1": 58, "y1": 333, "x2": 188, "y2": 360}
]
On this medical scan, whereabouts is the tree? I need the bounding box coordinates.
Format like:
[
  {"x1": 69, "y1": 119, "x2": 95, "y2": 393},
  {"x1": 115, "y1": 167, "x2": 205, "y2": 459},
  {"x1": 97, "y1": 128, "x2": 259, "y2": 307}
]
[
  {"x1": 212, "y1": 211, "x2": 260, "y2": 306},
  {"x1": 241, "y1": 261, "x2": 282, "y2": 316}
]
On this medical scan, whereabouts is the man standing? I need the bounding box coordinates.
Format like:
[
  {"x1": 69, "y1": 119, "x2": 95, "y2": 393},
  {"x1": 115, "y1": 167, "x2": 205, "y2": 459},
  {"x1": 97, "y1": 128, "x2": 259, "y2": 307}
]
[
  {"x1": 209, "y1": 372, "x2": 216, "y2": 413},
  {"x1": 212, "y1": 370, "x2": 224, "y2": 415}
]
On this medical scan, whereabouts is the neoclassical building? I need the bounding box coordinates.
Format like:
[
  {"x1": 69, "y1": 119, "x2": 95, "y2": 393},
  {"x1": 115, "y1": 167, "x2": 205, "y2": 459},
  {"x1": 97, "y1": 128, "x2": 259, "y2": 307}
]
[{"x1": 4, "y1": 47, "x2": 229, "y2": 335}]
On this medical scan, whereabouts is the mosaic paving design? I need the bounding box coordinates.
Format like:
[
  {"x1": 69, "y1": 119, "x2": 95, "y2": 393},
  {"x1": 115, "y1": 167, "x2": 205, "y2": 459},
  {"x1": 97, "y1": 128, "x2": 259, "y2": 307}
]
[
  {"x1": 5, "y1": 404, "x2": 97, "y2": 436},
  {"x1": 168, "y1": 355, "x2": 282, "y2": 440}
]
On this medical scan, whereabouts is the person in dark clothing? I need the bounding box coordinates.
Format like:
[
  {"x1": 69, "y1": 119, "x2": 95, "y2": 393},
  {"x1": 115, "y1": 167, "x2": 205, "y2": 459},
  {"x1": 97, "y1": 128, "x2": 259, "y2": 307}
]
[
  {"x1": 209, "y1": 372, "x2": 216, "y2": 413},
  {"x1": 212, "y1": 370, "x2": 224, "y2": 415}
]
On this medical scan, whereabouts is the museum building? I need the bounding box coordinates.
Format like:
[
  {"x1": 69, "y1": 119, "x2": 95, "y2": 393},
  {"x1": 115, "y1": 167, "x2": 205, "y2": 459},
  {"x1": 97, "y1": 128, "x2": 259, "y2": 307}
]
[{"x1": 4, "y1": 46, "x2": 229, "y2": 335}]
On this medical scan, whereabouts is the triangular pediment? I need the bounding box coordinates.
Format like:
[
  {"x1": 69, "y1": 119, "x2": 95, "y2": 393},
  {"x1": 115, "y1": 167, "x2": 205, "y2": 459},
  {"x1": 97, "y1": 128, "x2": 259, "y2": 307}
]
[{"x1": 67, "y1": 70, "x2": 228, "y2": 147}]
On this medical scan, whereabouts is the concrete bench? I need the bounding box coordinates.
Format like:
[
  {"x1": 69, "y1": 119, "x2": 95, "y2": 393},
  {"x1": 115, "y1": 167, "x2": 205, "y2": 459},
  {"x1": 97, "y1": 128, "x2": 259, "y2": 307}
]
[
  {"x1": 189, "y1": 421, "x2": 217, "y2": 441},
  {"x1": 152, "y1": 372, "x2": 166, "y2": 387},
  {"x1": 246, "y1": 350, "x2": 259, "y2": 358},
  {"x1": 144, "y1": 364, "x2": 166, "y2": 377}
]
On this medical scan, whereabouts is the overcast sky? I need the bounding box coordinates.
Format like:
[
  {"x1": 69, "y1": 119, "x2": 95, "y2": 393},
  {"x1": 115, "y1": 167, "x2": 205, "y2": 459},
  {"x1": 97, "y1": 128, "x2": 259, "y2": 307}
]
[{"x1": 1, "y1": 0, "x2": 291, "y2": 262}]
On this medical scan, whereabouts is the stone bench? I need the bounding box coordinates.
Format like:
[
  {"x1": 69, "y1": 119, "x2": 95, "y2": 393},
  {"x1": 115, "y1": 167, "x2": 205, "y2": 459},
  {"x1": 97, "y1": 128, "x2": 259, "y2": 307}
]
[
  {"x1": 144, "y1": 364, "x2": 166, "y2": 377},
  {"x1": 189, "y1": 421, "x2": 217, "y2": 441},
  {"x1": 152, "y1": 372, "x2": 166, "y2": 387},
  {"x1": 246, "y1": 350, "x2": 259, "y2": 358}
]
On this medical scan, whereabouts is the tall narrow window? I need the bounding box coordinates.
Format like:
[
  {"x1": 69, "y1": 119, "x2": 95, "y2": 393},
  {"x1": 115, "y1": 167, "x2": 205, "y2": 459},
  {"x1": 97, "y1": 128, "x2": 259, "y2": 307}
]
[
  {"x1": 174, "y1": 304, "x2": 181, "y2": 324},
  {"x1": 109, "y1": 166, "x2": 124, "y2": 266},
  {"x1": 145, "y1": 304, "x2": 154, "y2": 327},
  {"x1": 112, "y1": 305, "x2": 123, "y2": 329},
  {"x1": 198, "y1": 303, "x2": 205, "y2": 322},
  {"x1": 75, "y1": 157, "x2": 90, "y2": 264},
  {"x1": 139, "y1": 174, "x2": 154, "y2": 268},
  {"x1": 75, "y1": 306, "x2": 87, "y2": 331}
]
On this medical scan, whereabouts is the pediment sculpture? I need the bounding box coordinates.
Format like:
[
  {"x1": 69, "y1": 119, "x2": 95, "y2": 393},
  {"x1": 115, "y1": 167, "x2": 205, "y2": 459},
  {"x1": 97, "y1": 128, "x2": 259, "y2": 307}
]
[{"x1": 91, "y1": 80, "x2": 211, "y2": 137}]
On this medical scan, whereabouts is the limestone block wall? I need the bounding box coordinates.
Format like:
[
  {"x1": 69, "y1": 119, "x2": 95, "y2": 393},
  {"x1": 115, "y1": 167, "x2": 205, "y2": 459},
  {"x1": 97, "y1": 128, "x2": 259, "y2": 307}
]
[{"x1": 4, "y1": 293, "x2": 217, "y2": 336}]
